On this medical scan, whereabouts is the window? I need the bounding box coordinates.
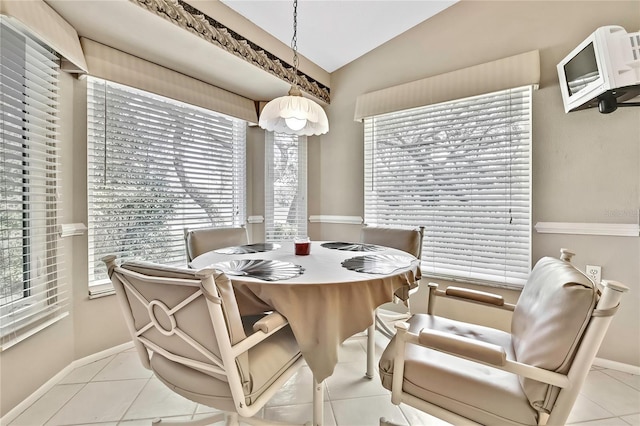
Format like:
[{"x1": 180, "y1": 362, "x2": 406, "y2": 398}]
[
  {"x1": 87, "y1": 77, "x2": 246, "y2": 287},
  {"x1": 0, "y1": 18, "x2": 66, "y2": 347},
  {"x1": 265, "y1": 132, "x2": 307, "y2": 241},
  {"x1": 364, "y1": 86, "x2": 532, "y2": 287}
]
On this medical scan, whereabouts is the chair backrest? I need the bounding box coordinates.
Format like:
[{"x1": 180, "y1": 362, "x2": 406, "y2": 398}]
[
  {"x1": 103, "y1": 256, "x2": 250, "y2": 387},
  {"x1": 511, "y1": 256, "x2": 600, "y2": 413},
  {"x1": 184, "y1": 226, "x2": 249, "y2": 262},
  {"x1": 360, "y1": 225, "x2": 424, "y2": 259}
]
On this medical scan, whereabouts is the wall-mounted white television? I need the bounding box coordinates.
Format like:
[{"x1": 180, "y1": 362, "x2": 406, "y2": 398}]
[{"x1": 557, "y1": 25, "x2": 640, "y2": 113}]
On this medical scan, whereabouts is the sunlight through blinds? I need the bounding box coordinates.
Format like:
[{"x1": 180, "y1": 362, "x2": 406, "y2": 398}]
[
  {"x1": 87, "y1": 77, "x2": 246, "y2": 286},
  {"x1": 265, "y1": 132, "x2": 307, "y2": 242},
  {"x1": 364, "y1": 86, "x2": 532, "y2": 287},
  {"x1": 1, "y1": 18, "x2": 67, "y2": 346}
]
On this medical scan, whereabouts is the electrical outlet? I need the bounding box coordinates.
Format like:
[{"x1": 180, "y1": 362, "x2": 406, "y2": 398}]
[{"x1": 586, "y1": 265, "x2": 601, "y2": 284}]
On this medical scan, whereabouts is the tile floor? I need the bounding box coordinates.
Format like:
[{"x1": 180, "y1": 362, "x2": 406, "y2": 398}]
[{"x1": 8, "y1": 333, "x2": 640, "y2": 426}]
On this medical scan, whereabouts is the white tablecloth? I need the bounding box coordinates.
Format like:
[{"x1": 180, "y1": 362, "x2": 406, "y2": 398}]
[{"x1": 191, "y1": 241, "x2": 420, "y2": 381}]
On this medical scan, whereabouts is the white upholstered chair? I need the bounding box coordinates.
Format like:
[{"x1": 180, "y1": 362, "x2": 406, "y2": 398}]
[
  {"x1": 378, "y1": 250, "x2": 628, "y2": 426},
  {"x1": 359, "y1": 225, "x2": 424, "y2": 378},
  {"x1": 184, "y1": 226, "x2": 249, "y2": 263},
  {"x1": 103, "y1": 256, "x2": 306, "y2": 426}
]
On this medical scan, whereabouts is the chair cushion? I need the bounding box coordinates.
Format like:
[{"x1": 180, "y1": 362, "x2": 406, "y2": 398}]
[
  {"x1": 511, "y1": 257, "x2": 597, "y2": 412},
  {"x1": 120, "y1": 261, "x2": 251, "y2": 386},
  {"x1": 151, "y1": 353, "x2": 236, "y2": 412},
  {"x1": 121, "y1": 261, "x2": 248, "y2": 345},
  {"x1": 151, "y1": 320, "x2": 301, "y2": 408},
  {"x1": 186, "y1": 227, "x2": 248, "y2": 261},
  {"x1": 379, "y1": 314, "x2": 538, "y2": 425},
  {"x1": 360, "y1": 226, "x2": 422, "y2": 258}
]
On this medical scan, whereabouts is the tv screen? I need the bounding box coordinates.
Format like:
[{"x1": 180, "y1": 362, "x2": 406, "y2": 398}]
[{"x1": 563, "y1": 43, "x2": 599, "y2": 96}]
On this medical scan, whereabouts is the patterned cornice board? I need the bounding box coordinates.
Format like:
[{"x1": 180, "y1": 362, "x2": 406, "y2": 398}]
[{"x1": 131, "y1": 0, "x2": 331, "y2": 104}]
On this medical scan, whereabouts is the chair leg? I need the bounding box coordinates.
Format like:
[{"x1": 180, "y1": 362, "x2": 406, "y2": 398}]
[
  {"x1": 313, "y1": 377, "x2": 324, "y2": 426},
  {"x1": 375, "y1": 313, "x2": 396, "y2": 339},
  {"x1": 366, "y1": 321, "x2": 376, "y2": 379}
]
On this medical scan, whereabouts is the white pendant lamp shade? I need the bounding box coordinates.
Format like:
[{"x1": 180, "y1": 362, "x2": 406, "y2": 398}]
[
  {"x1": 258, "y1": 0, "x2": 329, "y2": 136},
  {"x1": 259, "y1": 87, "x2": 329, "y2": 136}
]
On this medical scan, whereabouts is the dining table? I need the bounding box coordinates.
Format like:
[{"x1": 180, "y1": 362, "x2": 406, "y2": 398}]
[{"x1": 190, "y1": 240, "x2": 420, "y2": 426}]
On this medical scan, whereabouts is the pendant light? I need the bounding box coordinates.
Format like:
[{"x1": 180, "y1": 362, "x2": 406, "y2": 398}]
[{"x1": 258, "y1": 0, "x2": 329, "y2": 136}]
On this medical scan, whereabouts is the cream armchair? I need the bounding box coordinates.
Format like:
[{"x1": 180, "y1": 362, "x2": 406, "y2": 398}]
[
  {"x1": 378, "y1": 250, "x2": 628, "y2": 426},
  {"x1": 103, "y1": 256, "x2": 306, "y2": 426},
  {"x1": 184, "y1": 226, "x2": 249, "y2": 263}
]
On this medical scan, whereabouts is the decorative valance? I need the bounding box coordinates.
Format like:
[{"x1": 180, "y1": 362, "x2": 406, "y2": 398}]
[
  {"x1": 131, "y1": 0, "x2": 330, "y2": 104},
  {"x1": 354, "y1": 50, "x2": 540, "y2": 121},
  {"x1": 0, "y1": 0, "x2": 87, "y2": 73},
  {"x1": 81, "y1": 38, "x2": 258, "y2": 124}
]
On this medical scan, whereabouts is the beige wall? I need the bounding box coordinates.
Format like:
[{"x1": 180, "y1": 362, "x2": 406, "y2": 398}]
[
  {"x1": 0, "y1": 74, "x2": 131, "y2": 418},
  {"x1": 311, "y1": 0, "x2": 640, "y2": 366}
]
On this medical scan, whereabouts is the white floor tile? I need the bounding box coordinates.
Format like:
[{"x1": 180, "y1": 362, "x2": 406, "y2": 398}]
[
  {"x1": 45, "y1": 380, "x2": 148, "y2": 425},
  {"x1": 602, "y1": 369, "x2": 640, "y2": 392},
  {"x1": 399, "y1": 404, "x2": 453, "y2": 426},
  {"x1": 92, "y1": 352, "x2": 153, "y2": 382},
  {"x1": 620, "y1": 413, "x2": 640, "y2": 425},
  {"x1": 121, "y1": 377, "x2": 197, "y2": 421},
  {"x1": 568, "y1": 394, "x2": 616, "y2": 424},
  {"x1": 10, "y1": 384, "x2": 84, "y2": 426},
  {"x1": 581, "y1": 371, "x2": 640, "y2": 416},
  {"x1": 337, "y1": 337, "x2": 367, "y2": 364},
  {"x1": 325, "y1": 362, "x2": 389, "y2": 400},
  {"x1": 68, "y1": 423, "x2": 118, "y2": 426},
  {"x1": 331, "y1": 395, "x2": 406, "y2": 426},
  {"x1": 358, "y1": 332, "x2": 391, "y2": 361},
  {"x1": 58, "y1": 356, "x2": 114, "y2": 384},
  {"x1": 266, "y1": 365, "x2": 329, "y2": 407},
  {"x1": 568, "y1": 417, "x2": 631, "y2": 426},
  {"x1": 265, "y1": 401, "x2": 335, "y2": 426},
  {"x1": 194, "y1": 403, "x2": 226, "y2": 415},
  {"x1": 119, "y1": 416, "x2": 192, "y2": 425},
  {"x1": 10, "y1": 344, "x2": 640, "y2": 426}
]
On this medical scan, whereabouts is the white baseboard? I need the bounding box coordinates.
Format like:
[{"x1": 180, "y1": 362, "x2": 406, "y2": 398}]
[
  {"x1": 593, "y1": 357, "x2": 640, "y2": 375},
  {"x1": 1, "y1": 341, "x2": 134, "y2": 425}
]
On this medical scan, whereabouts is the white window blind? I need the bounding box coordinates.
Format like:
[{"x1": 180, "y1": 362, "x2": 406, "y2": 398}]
[
  {"x1": 364, "y1": 86, "x2": 532, "y2": 287},
  {"x1": 265, "y1": 132, "x2": 307, "y2": 242},
  {"x1": 1, "y1": 18, "x2": 67, "y2": 347},
  {"x1": 87, "y1": 77, "x2": 246, "y2": 286}
]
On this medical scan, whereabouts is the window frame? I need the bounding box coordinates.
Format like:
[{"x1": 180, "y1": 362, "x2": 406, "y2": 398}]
[
  {"x1": 364, "y1": 86, "x2": 533, "y2": 288},
  {"x1": 0, "y1": 17, "x2": 67, "y2": 349},
  {"x1": 86, "y1": 77, "x2": 247, "y2": 290},
  {"x1": 264, "y1": 132, "x2": 308, "y2": 242}
]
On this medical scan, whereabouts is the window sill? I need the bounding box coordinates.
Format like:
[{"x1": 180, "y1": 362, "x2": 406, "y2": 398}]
[
  {"x1": 421, "y1": 273, "x2": 524, "y2": 292},
  {"x1": 88, "y1": 282, "x2": 115, "y2": 299}
]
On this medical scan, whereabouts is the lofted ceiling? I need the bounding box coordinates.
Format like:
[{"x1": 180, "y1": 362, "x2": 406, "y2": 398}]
[
  {"x1": 220, "y1": 0, "x2": 457, "y2": 73},
  {"x1": 46, "y1": 0, "x2": 457, "y2": 103}
]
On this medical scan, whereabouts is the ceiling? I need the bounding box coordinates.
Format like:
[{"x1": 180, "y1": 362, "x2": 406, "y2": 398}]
[
  {"x1": 46, "y1": 0, "x2": 457, "y2": 102},
  {"x1": 220, "y1": 0, "x2": 458, "y2": 73}
]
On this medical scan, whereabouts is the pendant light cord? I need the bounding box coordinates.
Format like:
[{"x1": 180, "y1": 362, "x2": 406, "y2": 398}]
[{"x1": 291, "y1": 0, "x2": 299, "y2": 87}]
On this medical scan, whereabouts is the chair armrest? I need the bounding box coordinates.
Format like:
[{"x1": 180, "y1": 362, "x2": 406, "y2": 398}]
[
  {"x1": 445, "y1": 287, "x2": 505, "y2": 306},
  {"x1": 429, "y1": 283, "x2": 516, "y2": 312},
  {"x1": 232, "y1": 312, "x2": 290, "y2": 356},
  {"x1": 395, "y1": 322, "x2": 569, "y2": 388},
  {"x1": 417, "y1": 328, "x2": 507, "y2": 366},
  {"x1": 253, "y1": 312, "x2": 287, "y2": 333}
]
